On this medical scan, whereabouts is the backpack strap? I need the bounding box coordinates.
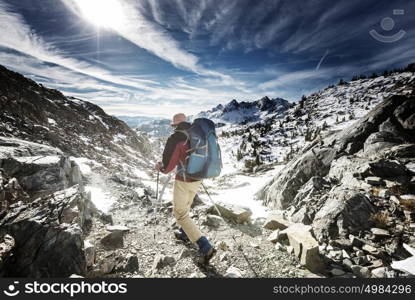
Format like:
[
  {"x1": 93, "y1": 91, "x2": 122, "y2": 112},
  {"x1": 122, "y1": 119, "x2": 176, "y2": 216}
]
[
  {"x1": 175, "y1": 129, "x2": 189, "y2": 181},
  {"x1": 175, "y1": 129, "x2": 190, "y2": 143}
]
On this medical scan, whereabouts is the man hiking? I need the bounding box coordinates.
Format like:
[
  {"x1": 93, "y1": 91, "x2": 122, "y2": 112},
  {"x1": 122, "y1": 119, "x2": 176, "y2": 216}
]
[{"x1": 155, "y1": 113, "x2": 217, "y2": 264}]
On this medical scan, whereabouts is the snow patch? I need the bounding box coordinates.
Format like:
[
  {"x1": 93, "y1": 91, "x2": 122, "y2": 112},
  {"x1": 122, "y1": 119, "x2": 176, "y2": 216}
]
[{"x1": 85, "y1": 185, "x2": 115, "y2": 213}]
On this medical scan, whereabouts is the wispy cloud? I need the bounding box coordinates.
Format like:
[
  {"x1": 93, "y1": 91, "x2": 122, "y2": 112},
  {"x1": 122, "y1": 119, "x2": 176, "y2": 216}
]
[
  {"x1": 0, "y1": 1, "x2": 155, "y2": 91},
  {"x1": 1, "y1": 0, "x2": 414, "y2": 118}
]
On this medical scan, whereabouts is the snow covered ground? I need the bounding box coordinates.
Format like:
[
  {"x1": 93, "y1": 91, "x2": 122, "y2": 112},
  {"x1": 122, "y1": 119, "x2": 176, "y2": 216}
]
[
  {"x1": 85, "y1": 185, "x2": 116, "y2": 213},
  {"x1": 204, "y1": 136, "x2": 285, "y2": 219}
]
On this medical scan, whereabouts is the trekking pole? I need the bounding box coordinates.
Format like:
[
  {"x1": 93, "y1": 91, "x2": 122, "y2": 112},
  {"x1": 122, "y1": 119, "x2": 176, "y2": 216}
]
[
  {"x1": 153, "y1": 170, "x2": 160, "y2": 240},
  {"x1": 200, "y1": 182, "x2": 260, "y2": 278},
  {"x1": 156, "y1": 170, "x2": 160, "y2": 204}
]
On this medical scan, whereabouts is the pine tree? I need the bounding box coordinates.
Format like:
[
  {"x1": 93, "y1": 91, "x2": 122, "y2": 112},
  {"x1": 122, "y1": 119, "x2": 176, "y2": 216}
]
[
  {"x1": 236, "y1": 148, "x2": 243, "y2": 161},
  {"x1": 247, "y1": 132, "x2": 253, "y2": 143},
  {"x1": 255, "y1": 154, "x2": 261, "y2": 166}
]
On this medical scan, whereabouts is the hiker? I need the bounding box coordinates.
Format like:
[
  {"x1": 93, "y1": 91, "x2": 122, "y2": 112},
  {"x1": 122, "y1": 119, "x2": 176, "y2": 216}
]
[{"x1": 155, "y1": 113, "x2": 217, "y2": 263}]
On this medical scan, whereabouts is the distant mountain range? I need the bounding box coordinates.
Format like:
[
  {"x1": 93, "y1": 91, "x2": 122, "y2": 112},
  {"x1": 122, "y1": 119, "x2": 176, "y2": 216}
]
[
  {"x1": 115, "y1": 115, "x2": 167, "y2": 128},
  {"x1": 194, "y1": 96, "x2": 293, "y2": 125}
]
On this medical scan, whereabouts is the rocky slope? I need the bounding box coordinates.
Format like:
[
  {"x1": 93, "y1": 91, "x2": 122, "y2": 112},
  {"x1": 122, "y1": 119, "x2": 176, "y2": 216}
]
[
  {"x1": 212, "y1": 67, "x2": 415, "y2": 171},
  {"x1": 0, "y1": 64, "x2": 154, "y2": 277},
  {"x1": 257, "y1": 94, "x2": 415, "y2": 277},
  {"x1": 0, "y1": 138, "x2": 98, "y2": 277},
  {"x1": 0, "y1": 65, "x2": 153, "y2": 177}
]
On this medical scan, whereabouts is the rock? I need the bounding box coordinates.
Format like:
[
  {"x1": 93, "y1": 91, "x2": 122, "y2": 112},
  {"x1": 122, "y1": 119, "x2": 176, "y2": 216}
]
[
  {"x1": 0, "y1": 234, "x2": 15, "y2": 273},
  {"x1": 342, "y1": 250, "x2": 350, "y2": 259},
  {"x1": 365, "y1": 176, "x2": 385, "y2": 186},
  {"x1": 371, "y1": 267, "x2": 388, "y2": 278},
  {"x1": 0, "y1": 155, "x2": 81, "y2": 194},
  {"x1": 406, "y1": 162, "x2": 415, "y2": 174},
  {"x1": 351, "y1": 265, "x2": 371, "y2": 278},
  {"x1": 368, "y1": 260, "x2": 384, "y2": 269},
  {"x1": 99, "y1": 212, "x2": 113, "y2": 225},
  {"x1": 331, "y1": 268, "x2": 346, "y2": 276},
  {"x1": 353, "y1": 256, "x2": 368, "y2": 265},
  {"x1": 291, "y1": 176, "x2": 329, "y2": 217},
  {"x1": 290, "y1": 206, "x2": 312, "y2": 225},
  {"x1": 267, "y1": 229, "x2": 282, "y2": 243},
  {"x1": 275, "y1": 242, "x2": 285, "y2": 251},
  {"x1": 394, "y1": 99, "x2": 415, "y2": 130},
  {"x1": 391, "y1": 243, "x2": 415, "y2": 276},
  {"x1": 337, "y1": 95, "x2": 410, "y2": 155},
  {"x1": 328, "y1": 250, "x2": 342, "y2": 260},
  {"x1": 225, "y1": 266, "x2": 243, "y2": 278},
  {"x1": 350, "y1": 235, "x2": 365, "y2": 248},
  {"x1": 191, "y1": 193, "x2": 205, "y2": 207},
  {"x1": 259, "y1": 147, "x2": 336, "y2": 209},
  {"x1": 0, "y1": 186, "x2": 91, "y2": 277},
  {"x1": 100, "y1": 231, "x2": 124, "y2": 249},
  {"x1": 370, "y1": 228, "x2": 390, "y2": 237},
  {"x1": 284, "y1": 223, "x2": 325, "y2": 273},
  {"x1": 390, "y1": 195, "x2": 400, "y2": 204},
  {"x1": 364, "y1": 131, "x2": 404, "y2": 154},
  {"x1": 0, "y1": 172, "x2": 29, "y2": 207},
  {"x1": 152, "y1": 254, "x2": 175, "y2": 270},
  {"x1": 378, "y1": 189, "x2": 392, "y2": 199},
  {"x1": 342, "y1": 258, "x2": 354, "y2": 270},
  {"x1": 368, "y1": 159, "x2": 410, "y2": 179},
  {"x1": 115, "y1": 254, "x2": 139, "y2": 273},
  {"x1": 84, "y1": 240, "x2": 95, "y2": 268},
  {"x1": 362, "y1": 244, "x2": 379, "y2": 254},
  {"x1": 106, "y1": 225, "x2": 130, "y2": 233},
  {"x1": 98, "y1": 256, "x2": 116, "y2": 275},
  {"x1": 332, "y1": 239, "x2": 353, "y2": 250},
  {"x1": 263, "y1": 211, "x2": 291, "y2": 230},
  {"x1": 313, "y1": 188, "x2": 376, "y2": 240},
  {"x1": 403, "y1": 210, "x2": 414, "y2": 222},
  {"x1": 219, "y1": 253, "x2": 229, "y2": 262},
  {"x1": 204, "y1": 214, "x2": 224, "y2": 227},
  {"x1": 207, "y1": 201, "x2": 252, "y2": 224}
]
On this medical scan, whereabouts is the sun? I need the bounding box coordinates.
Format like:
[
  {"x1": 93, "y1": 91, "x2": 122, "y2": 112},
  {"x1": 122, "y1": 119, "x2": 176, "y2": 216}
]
[{"x1": 73, "y1": 0, "x2": 126, "y2": 30}]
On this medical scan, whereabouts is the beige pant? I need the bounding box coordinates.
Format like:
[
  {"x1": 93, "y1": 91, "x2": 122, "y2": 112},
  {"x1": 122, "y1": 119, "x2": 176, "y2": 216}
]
[{"x1": 173, "y1": 180, "x2": 202, "y2": 243}]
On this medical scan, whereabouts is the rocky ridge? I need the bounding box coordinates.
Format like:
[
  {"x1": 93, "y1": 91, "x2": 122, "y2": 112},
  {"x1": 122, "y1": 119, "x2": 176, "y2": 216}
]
[{"x1": 257, "y1": 94, "x2": 415, "y2": 277}]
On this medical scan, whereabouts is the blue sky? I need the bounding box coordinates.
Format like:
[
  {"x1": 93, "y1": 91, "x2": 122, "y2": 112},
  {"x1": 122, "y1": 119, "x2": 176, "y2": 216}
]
[{"x1": 0, "y1": 0, "x2": 414, "y2": 117}]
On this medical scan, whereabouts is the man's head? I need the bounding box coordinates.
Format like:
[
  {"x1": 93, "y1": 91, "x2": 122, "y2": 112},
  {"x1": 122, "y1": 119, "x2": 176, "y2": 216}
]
[{"x1": 171, "y1": 113, "x2": 187, "y2": 126}]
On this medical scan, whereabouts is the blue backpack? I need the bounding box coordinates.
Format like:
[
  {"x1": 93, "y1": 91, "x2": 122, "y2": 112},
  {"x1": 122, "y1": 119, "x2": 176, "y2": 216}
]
[{"x1": 178, "y1": 118, "x2": 222, "y2": 180}]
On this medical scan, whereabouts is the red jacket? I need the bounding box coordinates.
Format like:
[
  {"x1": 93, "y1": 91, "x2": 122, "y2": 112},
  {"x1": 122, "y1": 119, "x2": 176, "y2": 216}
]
[{"x1": 161, "y1": 122, "x2": 196, "y2": 182}]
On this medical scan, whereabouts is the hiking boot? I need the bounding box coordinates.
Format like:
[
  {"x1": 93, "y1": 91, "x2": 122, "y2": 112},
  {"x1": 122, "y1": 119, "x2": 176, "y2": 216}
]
[
  {"x1": 196, "y1": 236, "x2": 217, "y2": 265},
  {"x1": 174, "y1": 228, "x2": 190, "y2": 243}
]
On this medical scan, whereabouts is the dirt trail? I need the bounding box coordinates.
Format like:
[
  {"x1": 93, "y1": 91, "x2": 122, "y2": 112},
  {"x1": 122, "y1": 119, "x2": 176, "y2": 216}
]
[{"x1": 85, "y1": 173, "x2": 319, "y2": 278}]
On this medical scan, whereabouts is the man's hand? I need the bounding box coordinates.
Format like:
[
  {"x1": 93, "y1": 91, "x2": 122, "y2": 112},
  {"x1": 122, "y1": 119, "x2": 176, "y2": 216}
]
[{"x1": 155, "y1": 162, "x2": 163, "y2": 172}]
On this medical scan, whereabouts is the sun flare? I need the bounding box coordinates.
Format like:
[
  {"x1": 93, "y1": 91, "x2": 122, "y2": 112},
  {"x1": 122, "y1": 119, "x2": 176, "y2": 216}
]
[{"x1": 73, "y1": 0, "x2": 126, "y2": 30}]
